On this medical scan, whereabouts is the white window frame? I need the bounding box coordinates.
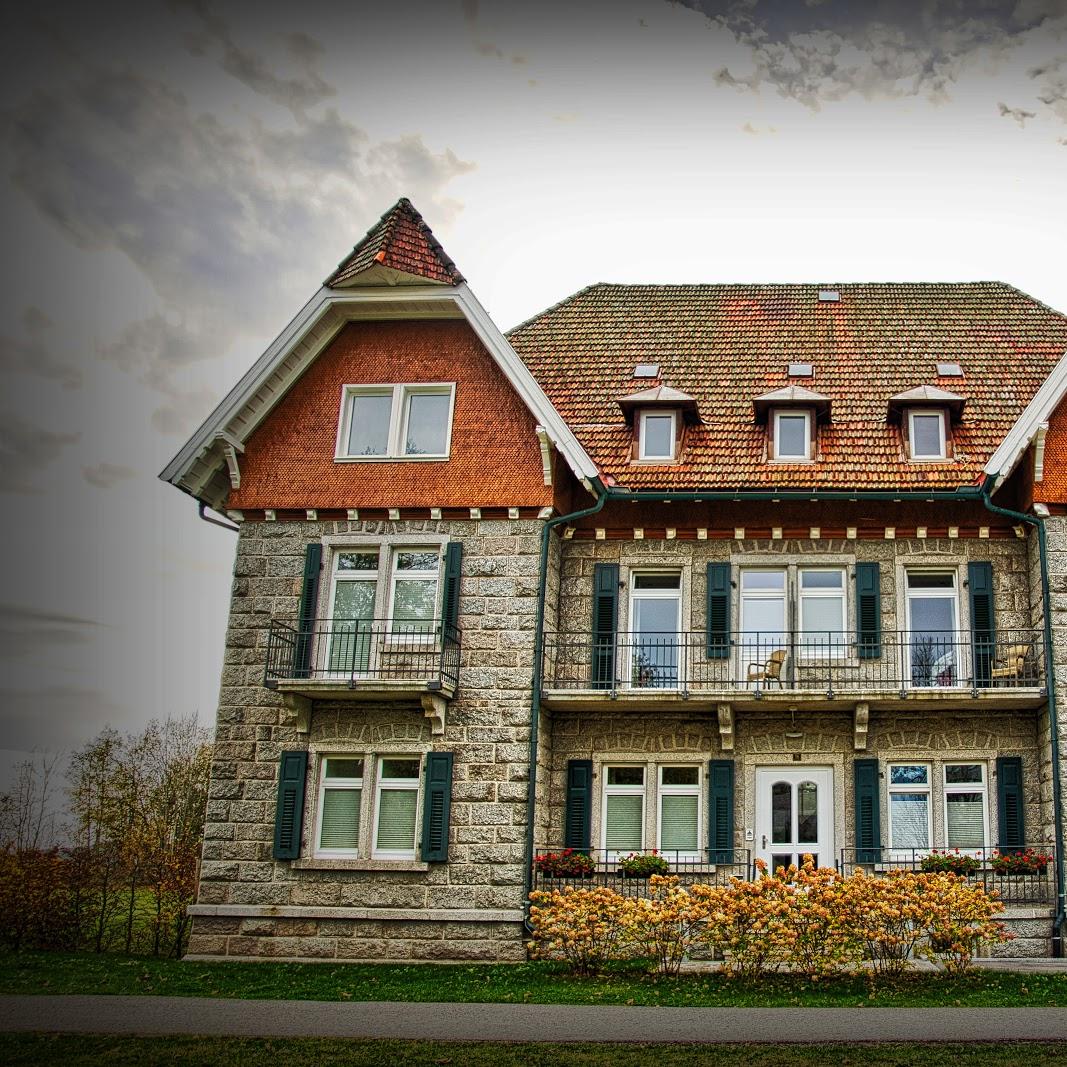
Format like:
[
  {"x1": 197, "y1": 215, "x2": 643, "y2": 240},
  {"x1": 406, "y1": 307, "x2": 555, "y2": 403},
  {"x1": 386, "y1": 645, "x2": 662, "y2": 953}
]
[
  {"x1": 887, "y1": 762, "x2": 932, "y2": 856},
  {"x1": 314, "y1": 757, "x2": 365, "y2": 858},
  {"x1": 335, "y1": 383, "x2": 456, "y2": 462},
  {"x1": 638, "y1": 410, "x2": 677, "y2": 461},
  {"x1": 388, "y1": 547, "x2": 442, "y2": 639},
  {"x1": 907, "y1": 409, "x2": 948, "y2": 461},
  {"x1": 657, "y1": 765, "x2": 701, "y2": 861},
  {"x1": 627, "y1": 571, "x2": 682, "y2": 689},
  {"x1": 602, "y1": 765, "x2": 646, "y2": 857},
  {"x1": 325, "y1": 550, "x2": 380, "y2": 677},
  {"x1": 942, "y1": 762, "x2": 989, "y2": 855},
  {"x1": 372, "y1": 755, "x2": 422, "y2": 861},
  {"x1": 905, "y1": 570, "x2": 961, "y2": 688},
  {"x1": 772, "y1": 409, "x2": 812, "y2": 462},
  {"x1": 797, "y1": 567, "x2": 847, "y2": 658}
]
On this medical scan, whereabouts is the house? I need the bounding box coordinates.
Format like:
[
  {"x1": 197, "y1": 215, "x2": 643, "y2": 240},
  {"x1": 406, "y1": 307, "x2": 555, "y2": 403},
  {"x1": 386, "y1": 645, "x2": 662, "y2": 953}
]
[{"x1": 162, "y1": 198, "x2": 1067, "y2": 961}]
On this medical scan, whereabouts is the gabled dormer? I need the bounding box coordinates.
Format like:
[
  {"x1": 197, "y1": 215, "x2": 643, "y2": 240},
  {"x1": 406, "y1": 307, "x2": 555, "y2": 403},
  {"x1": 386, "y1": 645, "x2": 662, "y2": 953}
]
[
  {"x1": 617, "y1": 385, "x2": 701, "y2": 463},
  {"x1": 888, "y1": 385, "x2": 966, "y2": 462},
  {"x1": 753, "y1": 384, "x2": 831, "y2": 463}
]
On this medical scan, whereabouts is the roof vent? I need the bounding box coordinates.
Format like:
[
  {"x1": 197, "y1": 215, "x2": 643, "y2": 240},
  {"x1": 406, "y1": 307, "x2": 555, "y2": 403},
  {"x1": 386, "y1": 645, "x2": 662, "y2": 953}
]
[
  {"x1": 788, "y1": 362, "x2": 814, "y2": 378},
  {"x1": 633, "y1": 363, "x2": 659, "y2": 379},
  {"x1": 936, "y1": 362, "x2": 964, "y2": 377},
  {"x1": 818, "y1": 290, "x2": 840, "y2": 302}
]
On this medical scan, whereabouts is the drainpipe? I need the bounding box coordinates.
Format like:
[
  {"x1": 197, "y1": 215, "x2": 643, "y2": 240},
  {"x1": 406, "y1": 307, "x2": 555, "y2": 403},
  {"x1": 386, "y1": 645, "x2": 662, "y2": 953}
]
[
  {"x1": 198, "y1": 501, "x2": 239, "y2": 534},
  {"x1": 523, "y1": 481, "x2": 608, "y2": 923},
  {"x1": 981, "y1": 476, "x2": 1066, "y2": 956}
]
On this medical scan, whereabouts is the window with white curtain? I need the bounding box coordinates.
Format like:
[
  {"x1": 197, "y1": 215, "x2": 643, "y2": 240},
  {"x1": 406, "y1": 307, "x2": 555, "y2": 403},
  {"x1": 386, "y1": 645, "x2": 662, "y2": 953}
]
[
  {"x1": 888, "y1": 763, "x2": 931, "y2": 852},
  {"x1": 944, "y1": 763, "x2": 988, "y2": 851},
  {"x1": 798, "y1": 568, "x2": 847, "y2": 656},
  {"x1": 603, "y1": 766, "x2": 645, "y2": 854}
]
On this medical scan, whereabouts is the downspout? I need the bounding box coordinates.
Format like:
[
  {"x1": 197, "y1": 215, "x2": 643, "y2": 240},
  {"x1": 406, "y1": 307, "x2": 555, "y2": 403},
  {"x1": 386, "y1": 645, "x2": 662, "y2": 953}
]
[
  {"x1": 524, "y1": 480, "x2": 608, "y2": 924},
  {"x1": 981, "y1": 476, "x2": 1066, "y2": 956},
  {"x1": 198, "y1": 501, "x2": 240, "y2": 534}
]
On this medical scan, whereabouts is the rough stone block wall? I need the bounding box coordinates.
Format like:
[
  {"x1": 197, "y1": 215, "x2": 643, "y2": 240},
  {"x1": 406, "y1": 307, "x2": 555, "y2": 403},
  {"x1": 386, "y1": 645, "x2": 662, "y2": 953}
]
[{"x1": 189, "y1": 515, "x2": 546, "y2": 961}]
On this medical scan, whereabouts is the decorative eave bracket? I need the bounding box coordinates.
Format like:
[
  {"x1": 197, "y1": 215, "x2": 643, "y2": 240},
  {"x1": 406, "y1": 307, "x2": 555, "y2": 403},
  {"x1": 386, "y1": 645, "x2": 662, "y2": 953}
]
[
  {"x1": 717, "y1": 703, "x2": 734, "y2": 752},
  {"x1": 214, "y1": 431, "x2": 245, "y2": 490},
  {"x1": 535, "y1": 425, "x2": 554, "y2": 486},
  {"x1": 282, "y1": 692, "x2": 312, "y2": 735},
  {"x1": 853, "y1": 702, "x2": 869, "y2": 751},
  {"x1": 1034, "y1": 421, "x2": 1049, "y2": 484},
  {"x1": 421, "y1": 693, "x2": 448, "y2": 736}
]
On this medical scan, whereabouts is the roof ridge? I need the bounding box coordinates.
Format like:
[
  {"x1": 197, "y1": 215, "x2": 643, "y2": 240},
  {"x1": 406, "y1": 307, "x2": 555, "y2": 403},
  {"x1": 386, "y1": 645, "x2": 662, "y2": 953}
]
[{"x1": 505, "y1": 282, "x2": 609, "y2": 336}]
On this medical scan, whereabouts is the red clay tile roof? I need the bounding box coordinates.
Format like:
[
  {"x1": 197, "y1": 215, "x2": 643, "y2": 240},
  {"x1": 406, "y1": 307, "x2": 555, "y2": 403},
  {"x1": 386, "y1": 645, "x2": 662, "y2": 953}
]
[
  {"x1": 326, "y1": 198, "x2": 464, "y2": 287},
  {"x1": 507, "y1": 282, "x2": 1067, "y2": 492}
]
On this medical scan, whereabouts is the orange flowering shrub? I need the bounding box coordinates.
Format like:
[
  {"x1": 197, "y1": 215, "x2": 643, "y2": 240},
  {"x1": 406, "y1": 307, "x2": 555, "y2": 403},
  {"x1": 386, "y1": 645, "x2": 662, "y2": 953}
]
[
  {"x1": 920, "y1": 873, "x2": 1009, "y2": 974},
  {"x1": 527, "y1": 885, "x2": 633, "y2": 975},
  {"x1": 778, "y1": 857, "x2": 862, "y2": 977},
  {"x1": 624, "y1": 875, "x2": 715, "y2": 976}
]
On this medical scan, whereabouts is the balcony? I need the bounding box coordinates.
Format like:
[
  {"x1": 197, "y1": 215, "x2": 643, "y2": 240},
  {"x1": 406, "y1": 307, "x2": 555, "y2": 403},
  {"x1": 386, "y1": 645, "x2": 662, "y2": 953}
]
[
  {"x1": 540, "y1": 629, "x2": 1045, "y2": 711},
  {"x1": 264, "y1": 618, "x2": 460, "y2": 732}
]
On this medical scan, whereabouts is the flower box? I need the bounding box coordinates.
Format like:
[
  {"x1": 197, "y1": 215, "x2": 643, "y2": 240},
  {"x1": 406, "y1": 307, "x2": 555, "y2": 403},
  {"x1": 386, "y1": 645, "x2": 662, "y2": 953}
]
[
  {"x1": 919, "y1": 851, "x2": 980, "y2": 875},
  {"x1": 617, "y1": 852, "x2": 671, "y2": 879},
  {"x1": 534, "y1": 848, "x2": 596, "y2": 878},
  {"x1": 989, "y1": 848, "x2": 1053, "y2": 875}
]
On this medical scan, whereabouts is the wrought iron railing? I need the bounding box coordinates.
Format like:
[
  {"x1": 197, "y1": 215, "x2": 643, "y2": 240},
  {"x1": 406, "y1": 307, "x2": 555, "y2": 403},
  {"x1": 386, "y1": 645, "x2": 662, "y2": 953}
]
[
  {"x1": 264, "y1": 618, "x2": 461, "y2": 689},
  {"x1": 839, "y1": 846, "x2": 1055, "y2": 905},
  {"x1": 531, "y1": 846, "x2": 753, "y2": 897},
  {"x1": 541, "y1": 629, "x2": 1044, "y2": 696}
]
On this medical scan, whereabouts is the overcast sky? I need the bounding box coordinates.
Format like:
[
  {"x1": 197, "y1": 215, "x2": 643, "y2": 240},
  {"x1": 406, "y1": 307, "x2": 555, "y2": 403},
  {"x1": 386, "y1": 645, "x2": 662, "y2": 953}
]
[{"x1": 0, "y1": 0, "x2": 1065, "y2": 786}]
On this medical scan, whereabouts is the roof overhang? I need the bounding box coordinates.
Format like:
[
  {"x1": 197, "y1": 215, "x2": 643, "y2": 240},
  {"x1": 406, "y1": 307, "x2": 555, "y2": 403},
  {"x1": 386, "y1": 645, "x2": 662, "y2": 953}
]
[
  {"x1": 887, "y1": 384, "x2": 966, "y2": 423},
  {"x1": 159, "y1": 283, "x2": 600, "y2": 508},
  {"x1": 753, "y1": 385, "x2": 831, "y2": 423},
  {"x1": 984, "y1": 347, "x2": 1067, "y2": 490}
]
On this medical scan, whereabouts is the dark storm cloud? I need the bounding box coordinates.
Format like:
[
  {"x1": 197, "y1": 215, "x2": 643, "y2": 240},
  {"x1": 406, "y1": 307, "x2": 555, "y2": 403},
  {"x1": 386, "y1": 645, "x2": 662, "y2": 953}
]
[
  {"x1": 81, "y1": 462, "x2": 137, "y2": 488},
  {"x1": 2, "y1": 5, "x2": 473, "y2": 434},
  {"x1": 0, "y1": 687, "x2": 127, "y2": 753},
  {"x1": 681, "y1": 0, "x2": 1066, "y2": 115},
  {"x1": 0, "y1": 604, "x2": 101, "y2": 661},
  {"x1": 0, "y1": 414, "x2": 80, "y2": 493},
  {"x1": 0, "y1": 308, "x2": 81, "y2": 389}
]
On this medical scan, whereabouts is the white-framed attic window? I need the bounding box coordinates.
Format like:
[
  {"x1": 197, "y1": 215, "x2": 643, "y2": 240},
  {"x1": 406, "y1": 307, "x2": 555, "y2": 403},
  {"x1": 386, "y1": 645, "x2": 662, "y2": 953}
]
[
  {"x1": 771, "y1": 409, "x2": 812, "y2": 461},
  {"x1": 907, "y1": 409, "x2": 948, "y2": 461},
  {"x1": 638, "y1": 410, "x2": 677, "y2": 461},
  {"x1": 336, "y1": 383, "x2": 455, "y2": 461}
]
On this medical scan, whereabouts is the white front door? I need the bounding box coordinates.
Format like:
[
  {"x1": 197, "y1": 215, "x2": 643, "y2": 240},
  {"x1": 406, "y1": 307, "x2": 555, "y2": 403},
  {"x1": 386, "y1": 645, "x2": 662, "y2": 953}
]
[{"x1": 754, "y1": 766, "x2": 834, "y2": 873}]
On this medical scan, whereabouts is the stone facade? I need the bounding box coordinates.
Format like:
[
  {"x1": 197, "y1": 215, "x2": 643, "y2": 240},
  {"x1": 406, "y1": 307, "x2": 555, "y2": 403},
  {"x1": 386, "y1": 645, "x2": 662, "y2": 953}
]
[{"x1": 187, "y1": 515, "x2": 547, "y2": 961}]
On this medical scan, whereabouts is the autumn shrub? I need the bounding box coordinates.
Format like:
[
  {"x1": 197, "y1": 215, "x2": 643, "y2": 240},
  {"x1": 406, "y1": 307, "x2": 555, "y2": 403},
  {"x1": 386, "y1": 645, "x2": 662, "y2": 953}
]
[
  {"x1": 778, "y1": 857, "x2": 861, "y2": 977},
  {"x1": 527, "y1": 885, "x2": 633, "y2": 974},
  {"x1": 0, "y1": 846, "x2": 79, "y2": 951},
  {"x1": 624, "y1": 875, "x2": 714, "y2": 976},
  {"x1": 919, "y1": 872, "x2": 1009, "y2": 974},
  {"x1": 840, "y1": 869, "x2": 933, "y2": 975}
]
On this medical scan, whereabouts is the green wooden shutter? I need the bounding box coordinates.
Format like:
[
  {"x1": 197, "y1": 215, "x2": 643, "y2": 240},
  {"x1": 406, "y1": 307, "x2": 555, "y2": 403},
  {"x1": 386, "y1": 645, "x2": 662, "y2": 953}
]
[
  {"x1": 420, "y1": 752, "x2": 454, "y2": 862},
  {"x1": 855, "y1": 562, "x2": 881, "y2": 660},
  {"x1": 854, "y1": 758, "x2": 881, "y2": 864},
  {"x1": 591, "y1": 563, "x2": 619, "y2": 689},
  {"x1": 996, "y1": 756, "x2": 1025, "y2": 853},
  {"x1": 439, "y1": 543, "x2": 463, "y2": 635},
  {"x1": 273, "y1": 750, "x2": 308, "y2": 860},
  {"x1": 564, "y1": 759, "x2": 593, "y2": 850},
  {"x1": 708, "y1": 759, "x2": 734, "y2": 864},
  {"x1": 294, "y1": 543, "x2": 323, "y2": 679},
  {"x1": 706, "y1": 562, "x2": 731, "y2": 659},
  {"x1": 969, "y1": 561, "x2": 995, "y2": 687}
]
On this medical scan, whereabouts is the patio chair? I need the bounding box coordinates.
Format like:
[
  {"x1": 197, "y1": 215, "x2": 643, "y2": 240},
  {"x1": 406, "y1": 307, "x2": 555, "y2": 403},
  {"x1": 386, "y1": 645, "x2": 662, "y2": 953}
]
[
  {"x1": 990, "y1": 644, "x2": 1032, "y2": 686},
  {"x1": 747, "y1": 649, "x2": 789, "y2": 688}
]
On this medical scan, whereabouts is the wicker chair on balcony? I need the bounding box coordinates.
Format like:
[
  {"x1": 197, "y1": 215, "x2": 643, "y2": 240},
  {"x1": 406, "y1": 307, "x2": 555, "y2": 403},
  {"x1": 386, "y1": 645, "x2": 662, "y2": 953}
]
[
  {"x1": 747, "y1": 649, "x2": 789, "y2": 688},
  {"x1": 990, "y1": 644, "x2": 1032, "y2": 687}
]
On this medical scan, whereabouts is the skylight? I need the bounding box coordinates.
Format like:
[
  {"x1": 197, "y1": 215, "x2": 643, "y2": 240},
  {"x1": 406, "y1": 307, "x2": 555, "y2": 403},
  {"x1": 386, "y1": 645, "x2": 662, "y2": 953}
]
[
  {"x1": 818, "y1": 290, "x2": 840, "y2": 302},
  {"x1": 788, "y1": 362, "x2": 814, "y2": 378},
  {"x1": 633, "y1": 364, "x2": 659, "y2": 378},
  {"x1": 936, "y1": 362, "x2": 964, "y2": 377}
]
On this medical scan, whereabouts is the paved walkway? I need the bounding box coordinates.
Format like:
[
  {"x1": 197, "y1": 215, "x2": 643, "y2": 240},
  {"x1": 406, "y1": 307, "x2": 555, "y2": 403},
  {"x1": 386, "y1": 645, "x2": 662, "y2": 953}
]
[{"x1": 1, "y1": 997, "x2": 1066, "y2": 1043}]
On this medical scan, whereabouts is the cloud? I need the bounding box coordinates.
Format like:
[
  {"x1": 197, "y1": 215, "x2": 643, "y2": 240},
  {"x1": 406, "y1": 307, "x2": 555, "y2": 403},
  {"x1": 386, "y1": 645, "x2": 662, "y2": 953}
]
[
  {"x1": 3, "y1": 38, "x2": 473, "y2": 434},
  {"x1": 0, "y1": 603, "x2": 100, "y2": 661},
  {"x1": 0, "y1": 413, "x2": 80, "y2": 493},
  {"x1": 81, "y1": 462, "x2": 136, "y2": 488},
  {"x1": 998, "y1": 100, "x2": 1037, "y2": 124},
  {"x1": 0, "y1": 307, "x2": 82, "y2": 389},
  {"x1": 0, "y1": 686, "x2": 128, "y2": 753}
]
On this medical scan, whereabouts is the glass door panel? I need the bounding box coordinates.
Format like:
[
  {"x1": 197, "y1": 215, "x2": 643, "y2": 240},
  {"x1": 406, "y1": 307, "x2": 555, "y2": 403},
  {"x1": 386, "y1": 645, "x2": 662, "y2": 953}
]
[
  {"x1": 906, "y1": 573, "x2": 959, "y2": 688},
  {"x1": 755, "y1": 767, "x2": 833, "y2": 872},
  {"x1": 629, "y1": 575, "x2": 680, "y2": 689},
  {"x1": 329, "y1": 580, "x2": 375, "y2": 675}
]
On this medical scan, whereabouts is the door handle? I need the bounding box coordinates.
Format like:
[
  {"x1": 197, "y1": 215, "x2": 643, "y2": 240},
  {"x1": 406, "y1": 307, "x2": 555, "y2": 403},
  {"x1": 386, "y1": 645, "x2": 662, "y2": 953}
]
[{"x1": 762, "y1": 835, "x2": 767, "y2": 849}]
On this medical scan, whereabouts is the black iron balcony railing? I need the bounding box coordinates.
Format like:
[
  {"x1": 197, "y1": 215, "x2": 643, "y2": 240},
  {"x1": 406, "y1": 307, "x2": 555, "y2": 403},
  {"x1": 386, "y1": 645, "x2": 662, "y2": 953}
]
[
  {"x1": 531, "y1": 846, "x2": 754, "y2": 896},
  {"x1": 264, "y1": 618, "x2": 461, "y2": 690},
  {"x1": 541, "y1": 629, "x2": 1044, "y2": 697},
  {"x1": 839, "y1": 846, "x2": 1055, "y2": 905}
]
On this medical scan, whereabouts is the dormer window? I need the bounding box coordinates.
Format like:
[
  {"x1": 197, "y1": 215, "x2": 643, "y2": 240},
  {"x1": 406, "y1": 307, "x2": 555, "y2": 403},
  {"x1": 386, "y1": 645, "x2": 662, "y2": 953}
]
[
  {"x1": 772, "y1": 410, "x2": 812, "y2": 461},
  {"x1": 639, "y1": 410, "x2": 677, "y2": 461},
  {"x1": 907, "y1": 410, "x2": 948, "y2": 460}
]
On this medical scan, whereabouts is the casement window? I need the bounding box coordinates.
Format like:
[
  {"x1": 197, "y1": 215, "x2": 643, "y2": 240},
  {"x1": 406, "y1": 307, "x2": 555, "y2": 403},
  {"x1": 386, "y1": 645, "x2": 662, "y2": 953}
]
[
  {"x1": 337, "y1": 383, "x2": 455, "y2": 460},
  {"x1": 327, "y1": 551, "x2": 378, "y2": 674},
  {"x1": 944, "y1": 763, "x2": 988, "y2": 852},
  {"x1": 315, "y1": 757, "x2": 364, "y2": 856},
  {"x1": 658, "y1": 766, "x2": 701, "y2": 859},
  {"x1": 603, "y1": 766, "x2": 645, "y2": 854},
  {"x1": 797, "y1": 568, "x2": 847, "y2": 654},
  {"x1": 771, "y1": 409, "x2": 812, "y2": 461},
  {"x1": 907, "y1": 409, "x2": 948, "y2": 461},
  {"x1": 887, "y1": 763, "x2": 931, "y2": 853},
  {"x1": 905, "y1": 571, "x2": 959, "y2": 687},
  {"x1": 638, "y1": 410, "x2": 677, "y2": 461},
  {"x1": 738, "y1": 566, "x2": 848, "y2": 658},
  {"x1": 389, "y1": 550, "x2": 441, "y2": 636},
  {"x1": 372, "y1": 757, "x2": 422, "y2": 860},
  {"x1": 628, "y1": 572, "x2": 682, "y2": 689}
]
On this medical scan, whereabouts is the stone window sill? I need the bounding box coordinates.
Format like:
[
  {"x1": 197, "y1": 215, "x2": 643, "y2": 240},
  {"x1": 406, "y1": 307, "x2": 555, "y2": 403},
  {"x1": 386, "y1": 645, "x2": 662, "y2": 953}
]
[{"x1": 291, "y1": 858, "x2": 429, "y2": 873}]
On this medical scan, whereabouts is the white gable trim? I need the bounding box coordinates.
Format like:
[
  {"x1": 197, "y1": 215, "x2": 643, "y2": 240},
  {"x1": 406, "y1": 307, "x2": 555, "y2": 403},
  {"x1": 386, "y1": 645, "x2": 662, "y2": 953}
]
[
  {"x1": 160, "y1": 284, "x2": 599, "y2": 500},
  {"x1": 984, "y1": 348, "x2": 1067, "y2": 488}
]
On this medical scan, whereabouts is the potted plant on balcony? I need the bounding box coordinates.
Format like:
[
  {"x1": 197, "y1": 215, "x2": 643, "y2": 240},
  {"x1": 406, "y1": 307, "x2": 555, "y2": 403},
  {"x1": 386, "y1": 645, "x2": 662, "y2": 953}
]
[
  {"x1": 989, "y1": 848, "x2": 1053, "y2": 875},
  {"x1": 534, "y1": 848, "x2": 596, "y2": 879},
  {"x1": 919, "y1": 850, "x2": 980, "y2": 875},
  {"x1": 618, "y1": 851, "x2": 671, "y2": 879}
]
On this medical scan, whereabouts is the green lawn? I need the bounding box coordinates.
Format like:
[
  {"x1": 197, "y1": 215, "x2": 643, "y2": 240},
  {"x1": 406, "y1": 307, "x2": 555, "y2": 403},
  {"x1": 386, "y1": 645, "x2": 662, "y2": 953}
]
[
  {"x1": 0, "y1": 1038, "x2": 1065, "y2": 1067},
  {"x1": 3, "y1": 951, "x2": 1067, "y2": 1007}
]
